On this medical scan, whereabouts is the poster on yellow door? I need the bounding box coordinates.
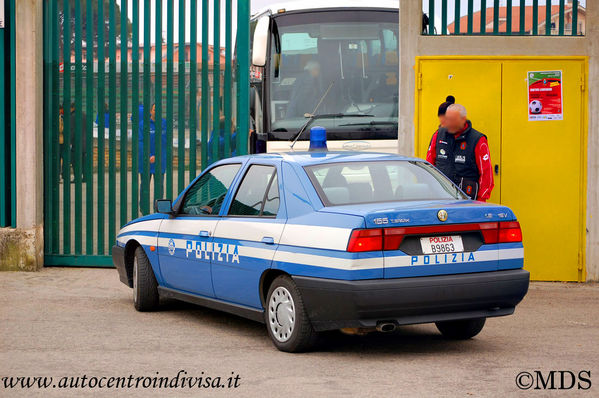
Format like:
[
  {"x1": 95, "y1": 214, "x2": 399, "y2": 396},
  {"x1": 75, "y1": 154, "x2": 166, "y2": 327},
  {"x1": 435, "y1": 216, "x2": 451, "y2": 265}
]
[{"x1": 527, "y1": 70, "x2": 563, "y2": 121}]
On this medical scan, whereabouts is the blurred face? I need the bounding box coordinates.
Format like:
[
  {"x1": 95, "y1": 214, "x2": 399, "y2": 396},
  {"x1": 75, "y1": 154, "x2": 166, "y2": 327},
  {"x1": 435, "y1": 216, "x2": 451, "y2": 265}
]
[
  {"x1": 438, "y1": 115, "x2": 446, "y2": 127},
  {"x1": 308, "y1": 63, "x2": 320, "y2": 78},
  {"x1": 150, "y1": 104, "x2": 156, "y2": 121},
  {"x1": 444, "y1": 108, "x2": 467, "y2": 134}
]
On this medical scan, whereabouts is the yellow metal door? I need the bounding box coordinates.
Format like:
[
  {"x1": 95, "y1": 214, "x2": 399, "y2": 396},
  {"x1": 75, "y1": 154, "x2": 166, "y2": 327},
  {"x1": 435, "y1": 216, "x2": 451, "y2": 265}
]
[
  {"x1": 416, "y1": 57, "x2": 587, "y2": 282},
  {"x1": 416, "y1": 59, "x2": 502, "y2": 204},
  {"x1": 501, "y1": 59, "x2": 586, "y2": 281}
]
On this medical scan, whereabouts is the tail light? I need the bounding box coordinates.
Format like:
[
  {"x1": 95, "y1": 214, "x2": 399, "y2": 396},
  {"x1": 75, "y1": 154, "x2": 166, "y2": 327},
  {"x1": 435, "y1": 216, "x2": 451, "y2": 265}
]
[
  {"x1": 347, "y1": 229, "x2": 383, "y2": 252},
  {"x1": 383, "y1": 228, "x2": 405, "y2": 251},
  {"x1": 481, "y1": 221, "x2": 523, "y2": 243},
  {"x1": 347, "y1": 221, "x2": 522, "y2": 252},
  {"x1": 498, "y1": 221, "x2": 522, "y2": 243},
  {"x1": 480, "y1": 222, "x2": 500, "y2": 243}
]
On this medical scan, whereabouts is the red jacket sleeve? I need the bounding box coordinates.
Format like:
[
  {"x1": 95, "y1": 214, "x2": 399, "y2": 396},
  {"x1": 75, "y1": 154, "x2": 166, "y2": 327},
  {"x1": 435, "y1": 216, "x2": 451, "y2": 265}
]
[
  {"x1": 474, "y1": 136, "x2": 494, "y2": 201},
  {"x1": 426, "y1": 130, "x2": 438, "y2": 164}
]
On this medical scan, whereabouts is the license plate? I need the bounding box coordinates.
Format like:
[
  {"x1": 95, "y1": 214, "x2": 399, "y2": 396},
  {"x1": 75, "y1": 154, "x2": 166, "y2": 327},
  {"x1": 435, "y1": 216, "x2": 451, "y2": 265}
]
[{"x1": 420, "y1": 235, "x2": 464, "y2": 254}]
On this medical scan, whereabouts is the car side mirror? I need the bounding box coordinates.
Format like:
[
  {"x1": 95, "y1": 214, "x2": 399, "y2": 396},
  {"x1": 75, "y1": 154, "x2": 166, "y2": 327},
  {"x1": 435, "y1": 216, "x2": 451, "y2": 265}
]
[
  {"x1": 155, "y1": 199, "x2": 173, "y2": 215},
  {"x1": 252, "y1": 16, "x2": 269, "y2": 67}
]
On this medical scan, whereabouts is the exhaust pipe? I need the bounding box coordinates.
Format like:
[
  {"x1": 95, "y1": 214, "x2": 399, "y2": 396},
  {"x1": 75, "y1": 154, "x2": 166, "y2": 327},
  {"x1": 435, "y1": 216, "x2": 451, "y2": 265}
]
[{"x1": 376, "y1": 322, "x2": 398, "y2": 333}]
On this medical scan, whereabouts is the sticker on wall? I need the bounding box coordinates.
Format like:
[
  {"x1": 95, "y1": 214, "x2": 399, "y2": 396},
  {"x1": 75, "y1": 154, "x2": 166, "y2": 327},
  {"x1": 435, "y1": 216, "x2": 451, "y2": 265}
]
[{"x1": 527, "y1": 70, "x2": 563, "y2": 121}]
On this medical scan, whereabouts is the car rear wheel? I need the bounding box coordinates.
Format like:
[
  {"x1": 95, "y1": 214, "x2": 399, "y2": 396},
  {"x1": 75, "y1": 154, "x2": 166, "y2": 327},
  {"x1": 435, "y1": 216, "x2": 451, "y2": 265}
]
[
  {"x1": 435, "y1": 317, "x2": 486, "y2": 339},
  {"x1": 265, "y1": 275, "x2": 319, "y2": 352},
  {"x1": 133, "y1": 246, "x2": 159, "y2": 312}
]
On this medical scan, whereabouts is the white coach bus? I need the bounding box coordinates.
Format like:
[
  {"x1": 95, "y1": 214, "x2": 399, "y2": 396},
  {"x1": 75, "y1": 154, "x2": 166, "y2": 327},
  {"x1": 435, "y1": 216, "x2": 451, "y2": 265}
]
[{"x1": 248, "y1": 0, "x2": 399, "y2": 153}]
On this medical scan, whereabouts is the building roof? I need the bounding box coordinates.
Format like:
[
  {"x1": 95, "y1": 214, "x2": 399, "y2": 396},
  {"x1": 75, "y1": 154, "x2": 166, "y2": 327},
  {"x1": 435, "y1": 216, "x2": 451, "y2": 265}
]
[{"x1": 447, "y1": 4, "x2": 584, "y2": 34}]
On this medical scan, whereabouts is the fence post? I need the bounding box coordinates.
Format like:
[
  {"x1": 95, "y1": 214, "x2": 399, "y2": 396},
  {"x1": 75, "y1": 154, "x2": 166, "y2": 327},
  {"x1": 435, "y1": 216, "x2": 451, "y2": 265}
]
[
  {"x1": 189, "y1": 0, "x2": 198, "y2": 178},
  {"x1": 201, "y1": 0, "x2": 209, "y2": 170},
  {"x1": 236, "y1": 0, "x2": 250, "y2": 156}
]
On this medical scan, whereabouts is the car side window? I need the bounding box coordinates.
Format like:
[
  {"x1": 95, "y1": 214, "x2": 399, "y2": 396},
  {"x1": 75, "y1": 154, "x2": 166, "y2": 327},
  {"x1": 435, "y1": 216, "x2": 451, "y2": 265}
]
[
  {"x1": 261, "y1": 173, "x2": 280, "y2": 216},
  {"x1": 181, "y1": 164, "x2": 241, "y2": 215},
  {"x1": 228, "y1": 165, "x2": 279, "y2": 217}
]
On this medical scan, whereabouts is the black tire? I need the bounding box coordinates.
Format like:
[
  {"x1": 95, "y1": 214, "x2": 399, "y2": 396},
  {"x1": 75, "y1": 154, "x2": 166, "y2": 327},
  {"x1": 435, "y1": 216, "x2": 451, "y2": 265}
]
[
  {"x1": 435, "y1": 317, "x2": 486, "y2": 339},
  {"x1": 265, "y1": 275, "x2": 319, "y2": 352},
  {"x1": 133, "y1": 246, "x2": 159, "y2": 312}
]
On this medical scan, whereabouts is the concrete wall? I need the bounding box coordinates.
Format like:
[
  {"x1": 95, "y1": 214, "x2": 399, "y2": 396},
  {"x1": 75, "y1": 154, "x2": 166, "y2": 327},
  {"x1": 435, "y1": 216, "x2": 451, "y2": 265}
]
[
  {"x1": 398, "y1": 0, "x2": 598, "y2": 281},
  {"x1": 0, "y1": 0, "x2": 44, "y2": 271}
]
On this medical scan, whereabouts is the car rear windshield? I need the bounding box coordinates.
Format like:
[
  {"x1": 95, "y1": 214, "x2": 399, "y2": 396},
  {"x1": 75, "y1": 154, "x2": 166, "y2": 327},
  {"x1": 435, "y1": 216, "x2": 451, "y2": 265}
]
[{"x1": 304, "y1": 160, "x2": 466, "y2": 206}]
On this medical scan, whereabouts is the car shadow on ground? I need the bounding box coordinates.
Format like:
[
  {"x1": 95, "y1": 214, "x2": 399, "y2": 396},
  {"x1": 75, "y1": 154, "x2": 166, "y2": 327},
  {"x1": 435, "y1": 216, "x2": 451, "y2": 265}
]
[{"x1": 154, "y1": 297, "x2": 491, "y2": 356}]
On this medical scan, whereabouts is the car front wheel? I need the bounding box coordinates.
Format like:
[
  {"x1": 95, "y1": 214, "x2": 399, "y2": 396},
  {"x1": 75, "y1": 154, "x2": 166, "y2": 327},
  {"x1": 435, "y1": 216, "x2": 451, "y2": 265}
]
[
  {"x1": 435, "y1": 317, "x2": 486, "y2": 339},
  {"x1": 265, "y1": 275, "x2": 319, "y2": 352},
  {"x1": 133, "y1": 246, "x2": 159, "y2": 312}
]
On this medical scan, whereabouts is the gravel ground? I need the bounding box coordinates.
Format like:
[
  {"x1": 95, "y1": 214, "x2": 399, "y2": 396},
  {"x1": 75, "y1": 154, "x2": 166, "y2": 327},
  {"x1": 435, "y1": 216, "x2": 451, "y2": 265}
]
[{"x1": 1, "y1": 267, "x2": 597, "y2": 397}]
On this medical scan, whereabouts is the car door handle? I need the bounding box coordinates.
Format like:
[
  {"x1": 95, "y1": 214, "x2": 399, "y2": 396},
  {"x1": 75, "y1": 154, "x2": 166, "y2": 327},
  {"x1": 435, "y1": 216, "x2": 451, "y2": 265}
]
[
  {"x1": 199, "y1": 230, "x2": 211, "y2": 238},
  {"x1": 261, "y1": 236, "x2": 275, "y2": 245}
]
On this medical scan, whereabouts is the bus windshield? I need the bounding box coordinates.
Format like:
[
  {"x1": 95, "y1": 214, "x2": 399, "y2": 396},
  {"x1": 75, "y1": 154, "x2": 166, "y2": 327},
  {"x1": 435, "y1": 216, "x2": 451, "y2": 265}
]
[{"x1": 267, "y1": 10, "x2": 399, "y2": 141}]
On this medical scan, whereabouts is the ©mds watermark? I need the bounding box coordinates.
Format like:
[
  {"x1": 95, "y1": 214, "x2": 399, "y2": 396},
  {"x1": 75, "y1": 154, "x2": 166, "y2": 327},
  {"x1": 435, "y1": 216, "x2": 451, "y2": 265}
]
[{"x1": 515, "y1": 370, "x2": 591, "y2": 390}]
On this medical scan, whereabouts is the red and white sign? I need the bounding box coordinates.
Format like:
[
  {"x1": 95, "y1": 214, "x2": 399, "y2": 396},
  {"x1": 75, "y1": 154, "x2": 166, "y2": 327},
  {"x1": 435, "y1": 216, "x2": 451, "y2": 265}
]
[{"x1": 527, "y1": 70, "x2": 563, "y2": 121}]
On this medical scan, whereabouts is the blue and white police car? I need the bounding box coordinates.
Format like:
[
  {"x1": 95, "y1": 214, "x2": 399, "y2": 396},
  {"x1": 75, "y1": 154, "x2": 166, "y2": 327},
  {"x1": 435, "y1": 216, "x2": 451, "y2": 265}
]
[{"x1": 112, "y1": 136, "x2": 529, "y2": 352}]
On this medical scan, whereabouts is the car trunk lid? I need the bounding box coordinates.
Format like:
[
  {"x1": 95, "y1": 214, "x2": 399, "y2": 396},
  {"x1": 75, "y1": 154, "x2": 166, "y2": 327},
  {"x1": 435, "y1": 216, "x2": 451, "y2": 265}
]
[{"x1": 320, "y1": 200, "x2": 523, "y2": 278}]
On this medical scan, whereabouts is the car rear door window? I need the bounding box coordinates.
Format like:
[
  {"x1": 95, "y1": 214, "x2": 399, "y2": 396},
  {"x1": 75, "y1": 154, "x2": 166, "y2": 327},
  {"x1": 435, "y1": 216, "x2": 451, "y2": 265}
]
[{"x1": 229, "y1": 165, "x2": 279, "y2": 217}]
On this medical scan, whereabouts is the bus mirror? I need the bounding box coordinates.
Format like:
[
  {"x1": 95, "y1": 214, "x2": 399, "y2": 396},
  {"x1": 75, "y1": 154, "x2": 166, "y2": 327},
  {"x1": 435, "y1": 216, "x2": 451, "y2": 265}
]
[{"x1": 252, "y1": 16, "x2": 269, "y2": 67}]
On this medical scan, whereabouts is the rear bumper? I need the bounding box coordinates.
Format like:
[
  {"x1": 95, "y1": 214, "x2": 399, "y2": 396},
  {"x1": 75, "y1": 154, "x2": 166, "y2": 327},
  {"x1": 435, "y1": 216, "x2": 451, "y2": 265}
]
[
  {"x1": 293, "y1": 269, "x2": 530, "y2": 331},
  {"x1": 112, "y1": 245, "x2": 132, "y2": 287}
]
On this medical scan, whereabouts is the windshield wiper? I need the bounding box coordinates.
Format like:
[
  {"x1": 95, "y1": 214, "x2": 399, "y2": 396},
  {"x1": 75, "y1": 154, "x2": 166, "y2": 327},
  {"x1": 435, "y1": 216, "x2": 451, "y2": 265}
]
[
  {"x1": 289, "y1": 81, "x2": 334, "y2": 149},
  {"x1": 339, "y1": 120, "x2": 397, "y2": 127}
]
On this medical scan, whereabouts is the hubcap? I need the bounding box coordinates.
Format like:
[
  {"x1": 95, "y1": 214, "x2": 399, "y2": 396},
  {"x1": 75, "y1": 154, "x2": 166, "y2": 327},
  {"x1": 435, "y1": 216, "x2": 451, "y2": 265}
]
[
  {"x1": 133, "y1": 257, "x2": 138, "y2": 303},
  {"x1": 268, "y1": 286, "x2": 295, "y2": 342}
]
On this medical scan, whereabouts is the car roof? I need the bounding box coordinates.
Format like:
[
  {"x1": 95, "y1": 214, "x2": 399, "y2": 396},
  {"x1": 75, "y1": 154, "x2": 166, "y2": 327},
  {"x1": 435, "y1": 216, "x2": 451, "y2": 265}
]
[
  {"x1": 220, "y1": 151, "x2": 423, "y2": 167},
  {"x1": 253, "y1": 0, "x2": 398, "y2": 17}
]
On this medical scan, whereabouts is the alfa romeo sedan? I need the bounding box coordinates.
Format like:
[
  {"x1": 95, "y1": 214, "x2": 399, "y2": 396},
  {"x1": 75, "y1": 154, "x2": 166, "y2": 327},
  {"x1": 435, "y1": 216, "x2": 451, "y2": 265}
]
[{"x1": 112, "y1": 151, "x2": 529, "y2": 352}]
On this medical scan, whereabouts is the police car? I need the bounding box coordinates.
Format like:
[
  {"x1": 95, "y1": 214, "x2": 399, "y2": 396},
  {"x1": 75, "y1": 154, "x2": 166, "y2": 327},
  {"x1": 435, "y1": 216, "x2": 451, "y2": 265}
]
[{"x1": 112, "y1": 134, "x2": 529, "y2": 352}]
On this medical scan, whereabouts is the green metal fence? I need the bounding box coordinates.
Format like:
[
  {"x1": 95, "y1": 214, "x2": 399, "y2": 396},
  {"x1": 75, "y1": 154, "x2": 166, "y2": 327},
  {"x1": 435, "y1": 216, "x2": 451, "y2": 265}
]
[
  {"x1": 0, "y1": 0, "x2": 16, "y2": 228},
  {"x1": 43, "y1": 0, "x2": 250, "y2": 266},
  {"x1": 423, "y1": 0, "x2": 585, "y2": 36}
]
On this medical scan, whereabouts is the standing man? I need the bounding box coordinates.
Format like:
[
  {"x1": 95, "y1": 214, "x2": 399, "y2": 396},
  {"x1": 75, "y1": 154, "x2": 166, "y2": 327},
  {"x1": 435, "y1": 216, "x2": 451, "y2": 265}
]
[
  {"x1": 426, "y1": 104, "x2": 494, "y2": 201},
  {"x1": 58, "y1": 104, "x2": 66, "y2": 183},
  {"x1": 137, "y1": 103, "x2": 167, "y2": 214},
  {"x1": 68, "y1": 102, "x2": 87, "y2": 182},
  {"x1": 437, "y1": 95, "x2": 455, "y2": 128}
]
